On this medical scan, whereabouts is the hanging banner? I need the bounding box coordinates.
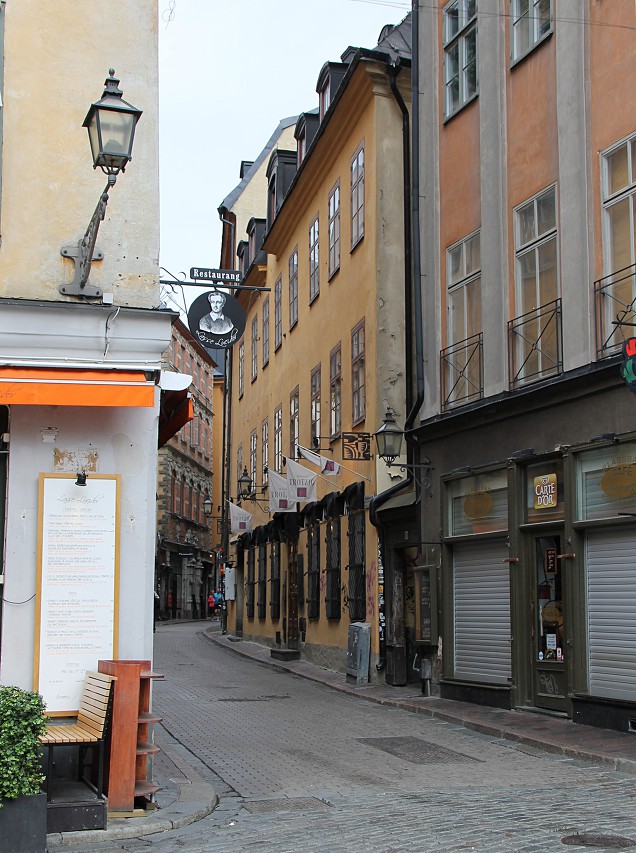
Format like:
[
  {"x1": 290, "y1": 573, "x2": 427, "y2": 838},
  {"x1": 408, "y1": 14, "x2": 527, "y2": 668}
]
[
  {"x1": 228, "y1": 501, "x2": 254, "y2": 532},
  {"x1": 268, "y1": 469, "x2": 297, "y2": 512},
  {"x1": 297, "y1": 444, "x2": 341, "y2": 475},
  {"x1": 285, "y1": 457, "x2": 317, "y2": 503},
  {"x1": 187, "y1": 289, "x2": 246, "y2": 350}
]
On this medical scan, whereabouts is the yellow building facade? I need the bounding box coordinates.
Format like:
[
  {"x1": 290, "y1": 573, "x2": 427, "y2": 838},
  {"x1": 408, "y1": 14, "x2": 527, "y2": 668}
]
[{"x1": 222, "y1": 19, "x2": 412, "y2": 677}]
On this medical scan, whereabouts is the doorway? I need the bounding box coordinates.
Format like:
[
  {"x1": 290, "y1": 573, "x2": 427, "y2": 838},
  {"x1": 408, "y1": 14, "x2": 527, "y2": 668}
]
[{"x1": 531, "y1": 533, "x2": 567, "y2": 713}]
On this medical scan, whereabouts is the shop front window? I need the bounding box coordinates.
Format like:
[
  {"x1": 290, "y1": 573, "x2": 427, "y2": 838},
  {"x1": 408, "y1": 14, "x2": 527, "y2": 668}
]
[
  {"x1": 577, "y1": 443, "x2": 636, "y2": 520},
  {"x1": 447, "y1": 470, "x2": 508, "y2": 536}
]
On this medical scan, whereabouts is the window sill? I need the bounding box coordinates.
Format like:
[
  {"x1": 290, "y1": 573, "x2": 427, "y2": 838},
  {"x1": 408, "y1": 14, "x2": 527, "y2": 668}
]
[
  {"x1": 328, "y1": 265, "x2": 340, "y2": 283},
  {"x1": 351, "y1": 415, "x2": 365, "y2": 429},
  {"x1": 350, "y1": 234, "x2": 364, "y2": 255},
  {"x1": 309, "y1": 291, "x2": 320, "y2": 307},
  {"x1": 510, "y1": 28, "x2": 553, "y2": 70},
  {"x1": 443, "y1": 91, "x2": 479, "y2": 125}
]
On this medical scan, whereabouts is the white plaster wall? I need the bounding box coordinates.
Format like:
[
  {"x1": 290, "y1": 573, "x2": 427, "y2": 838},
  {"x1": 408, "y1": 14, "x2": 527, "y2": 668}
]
[{"x1": 0, "y1": 400, "x2": 159, "y2": 689}]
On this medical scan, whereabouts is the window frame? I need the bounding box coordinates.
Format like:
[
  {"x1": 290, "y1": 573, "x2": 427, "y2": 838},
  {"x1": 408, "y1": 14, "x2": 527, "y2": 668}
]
[
  {"x1": 309, "y1": 215, "x2": 320, "y2": 302},
  {"x1": 351, "y1": 320, "x2": 366, "y2": 426},
  {"x1": 330, "y1": 343, "x2": 342, "y2": 439},
  {"x1": 442, "y1": 0, "x2": 478, "y2": 119},
  {"x1": 510, "y1": 0, "x2": 553, "y2": 65},
  {"x1": 289, "y1": 247, "x2": 299, "y2": 329},
  {"x1": 251, "y1": 315, "x2": 258, "y2": 382},
  {"x1": 290, "y1": 386, "x2": 299, "y2": 459},
  {"x1": 274, "y1": 275, "x2": 282, "y2": 351},
  {"x1": 274, "y1": 405, "x2": 283, "y2": 473},
  {"x1": 238, "y1": 340, "x2": 245, "y2": 398},
  {"x1": 447, "y1": 230, "x2": 482, "y2": 345},
  {"x1": 262, "y1": 296, "x2": 270, "y2": 367},
  {"x1": 514, "y1": 184, "x2": 559, "y2": 314},
  {"x1": 311, "y1": 364, "x2": 321, "y2": 448},
  {"x1": 350, "y1": 143, "x2": 365, "y2": 251},
  {"x1": 250, "y1": 429, "x2": 257, "y2": 494},
  {"x1": 262, "y1": 418, "x2": 269, "y2": 487},
  {"x1": 328, "y1": 182, "x2": 341, "y2": 279}
]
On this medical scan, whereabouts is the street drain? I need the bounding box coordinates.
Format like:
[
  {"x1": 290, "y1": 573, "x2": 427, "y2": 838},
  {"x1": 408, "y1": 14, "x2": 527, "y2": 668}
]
[
  {"x1": 561, "y1": 833, "x2": 636, "y2": 849},
  {"x1": 356, "y1": 736, "x2": 480, "y2": 765},
  {"x1": 243, "y1": 797, "x2": 331, "y2": 814}
]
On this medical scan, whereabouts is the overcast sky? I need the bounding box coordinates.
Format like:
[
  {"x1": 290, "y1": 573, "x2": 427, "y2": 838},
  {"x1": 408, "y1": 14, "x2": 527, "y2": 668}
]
[{"x1": 158, "y1": 0, "x2": 409, "y2": 311}]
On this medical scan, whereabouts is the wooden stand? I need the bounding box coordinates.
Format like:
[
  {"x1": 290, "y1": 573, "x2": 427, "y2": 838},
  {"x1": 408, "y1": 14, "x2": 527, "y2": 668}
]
[{"x1": 97, "y1": 660, "x2": 163, "y2": 814}]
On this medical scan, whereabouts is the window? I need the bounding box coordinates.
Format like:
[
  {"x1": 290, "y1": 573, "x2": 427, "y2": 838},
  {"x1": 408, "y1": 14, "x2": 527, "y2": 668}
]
[
  {"x1": 307, "y1": 523, "x2": 320, "y2": 620},
  {"x1": 348, "y1": 509, "x2": 366, "y2": 621},
  {"x1": 511, "y1": 0, "x2": 552, "y2": 62},
  {"x1": 325, "y1": 516, "x2": 341, "y2": 619},
  {"x1": 257, "y1": 544, "x2": 267, "y2": 619},
  {"x1": 515, "y1": 186, "x2": 558, "y2": 315},
  {"x1": 448, "y1": 231, "x2": 481, "y2": 344},
  {"x1": 183, "y1": 479, "x2": 192, "y2": 520},
  {"x1": 351, "y1": 321, "x2": 365, "y2": 424},
  {"x1": 250, "y1": 430, "x2": 257, "y2": 493},
  {"x1": 270, "y1": 541, "x2": 281, "y2": 620},
  {"x1": 251, "y1": 316, "x2": 258, "y2": 381},
  {"x1": 238, "y1": 341, "x2": 245, "y2": 398},
  {"x1": 237, "y1": 444, "x2": 243, "y2": 491},
  {"x1": 274, "y1": 276, "x2": 282, "y2": 350},
  {"x1": 246, "y1": 547, "x2": 255, "y2": 619},
  {"x1": 309, "y1": 216, "x2": 320, "y2": 301},
  {"x1": 445, "y1": 231, "x2": 482, "y2": 406},
  {"x1": 274, "y1": 405, "x2": 282, "y2": 472},
  {"x1": 311, "y1": 365, "x2": 321, "y2": 447},
  {"x1": 289, "y1": 248, "x2": 298, "y2": 329},
  {"x1": 262, "y1": 419, "x2": 269, "y2": 487},
  {"x1": 262, "y1": 296, "x2": 270, "y2": 366},
  {"x1": 290, "y1": 387, "x2": 299, "y2": 459},
  {"x1": 443, "y1": 0, "x2": 478, "y2": 118},
  {"x1": 600, "y1": 135, "x2": 636, "y2": 352},
  {"x1": 171, "y1": 469, "x2": 180, "y2": 514},
  {"x1": 351, "y1": 144, "x2": 365, "y2": 249},
  {"x1": 330, "y1": 344, "x2": 342, "y2": 438},
  {"x1": 328, "y1": 182, "x2": 341, "y2": 277}
]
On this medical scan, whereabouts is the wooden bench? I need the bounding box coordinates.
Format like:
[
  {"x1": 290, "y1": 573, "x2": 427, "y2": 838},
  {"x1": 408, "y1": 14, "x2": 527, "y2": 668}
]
[{"x1": 39, "y1": 670, "x2": 117, "y2": 802}]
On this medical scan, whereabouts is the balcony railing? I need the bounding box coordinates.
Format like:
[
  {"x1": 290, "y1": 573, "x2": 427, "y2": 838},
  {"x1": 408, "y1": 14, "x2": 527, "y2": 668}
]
[
  {"x1": 508, "y1": 299, "x2": 562, "y2": 389},
  {"x1": 594, "y1": 261, "x2": 636, "y2": 359},
  {"x1": 440, "y1": 333, "x2": 483, "y2": 411}
]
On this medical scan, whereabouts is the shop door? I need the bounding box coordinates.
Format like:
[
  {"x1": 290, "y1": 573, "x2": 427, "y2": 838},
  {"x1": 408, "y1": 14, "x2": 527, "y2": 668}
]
[
  {"x1": 531, "y1": 533, "x2": 568, "y2": 713},
  {"x1": 287, "y1": 545, "x2": 299, "y2": 649}
]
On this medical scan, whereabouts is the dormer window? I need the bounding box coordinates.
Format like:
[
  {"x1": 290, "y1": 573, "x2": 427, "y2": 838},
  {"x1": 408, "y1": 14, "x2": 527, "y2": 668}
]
[
  {"x1": 294, "y1": 110, "x2": 320, "y2": 167},
  {"x1": 265, "y1": 149, "x2": 298, "y2": 230},
  {"x1": 316, "y1": 62, "x2": 347, "y2": 122}
]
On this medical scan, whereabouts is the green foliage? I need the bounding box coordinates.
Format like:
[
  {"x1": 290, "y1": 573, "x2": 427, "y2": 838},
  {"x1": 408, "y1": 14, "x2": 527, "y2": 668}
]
[{"x1": 0, "y1": 686, "x2": 47, "y2": 804}]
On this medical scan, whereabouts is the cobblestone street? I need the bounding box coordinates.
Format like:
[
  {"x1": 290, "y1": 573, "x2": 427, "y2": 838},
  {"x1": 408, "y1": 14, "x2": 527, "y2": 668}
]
[{"x1": 68, "y1": 622, "x2": 636, "y2": 852}]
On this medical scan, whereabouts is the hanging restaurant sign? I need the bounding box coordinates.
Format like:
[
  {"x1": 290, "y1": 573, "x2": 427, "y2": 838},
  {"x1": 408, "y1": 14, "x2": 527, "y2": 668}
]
[
  {"x1": 190, "y1": 267, "x2": 241, "y2": 283},
  {"x1": 342, "y1": 432, "x2": 372, "y2": 460},
  {"x1": 187, "y1": 289, "x2": 246, "y2": 350}
]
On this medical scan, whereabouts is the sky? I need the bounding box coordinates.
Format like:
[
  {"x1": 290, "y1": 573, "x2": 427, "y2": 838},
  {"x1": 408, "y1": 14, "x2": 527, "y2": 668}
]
[{"x1": 158, "y1": 0, "x2": 410, "y2": 313}]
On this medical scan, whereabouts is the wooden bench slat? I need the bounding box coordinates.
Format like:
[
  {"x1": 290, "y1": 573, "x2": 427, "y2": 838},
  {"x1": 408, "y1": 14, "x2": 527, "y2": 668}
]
[{"x1": 40, "y1": 671, "x2": 116, "y2": 746}]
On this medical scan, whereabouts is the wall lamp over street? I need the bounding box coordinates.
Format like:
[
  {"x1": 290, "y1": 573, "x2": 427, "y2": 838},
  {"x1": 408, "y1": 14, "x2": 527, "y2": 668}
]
[
  {"x1": 237, "y1": 467, "x2": 269, "y2": 504},
  {"x1": 374, "y1": 407, "x2": 433, "y2": 494},
  {"x1": 60, "y1": 69, "x2": 142, "y2": 299},
  {"x1": 202, "y1": 496, "x2": 213, "y2": 518}
]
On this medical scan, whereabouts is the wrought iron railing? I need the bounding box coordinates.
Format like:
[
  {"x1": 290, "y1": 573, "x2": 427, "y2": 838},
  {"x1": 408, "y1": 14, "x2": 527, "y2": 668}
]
[
  {"x1": 508, "y1": 299, "x2": 562, "y2": 389},
  {"x1": 440, "y1": 333, "x2": 483, "y2": 411},
  {"x1": 594, "y1": 261, "x2": 636, "y2": 359}
]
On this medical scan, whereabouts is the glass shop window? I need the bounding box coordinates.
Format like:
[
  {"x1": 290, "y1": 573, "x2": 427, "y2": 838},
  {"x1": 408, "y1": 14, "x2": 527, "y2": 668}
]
[
  {"x1": 577, "y1": 443, "x2": 636, "y2": 521},
  {"x1": 447, "y1": 470, "x2": 508, "y2": 536}
]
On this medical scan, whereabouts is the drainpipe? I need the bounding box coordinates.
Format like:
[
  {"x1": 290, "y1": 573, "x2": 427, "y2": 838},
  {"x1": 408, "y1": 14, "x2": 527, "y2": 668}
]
[{"x1": 370, "y1": 2, "x2": 425, "y2": 675}]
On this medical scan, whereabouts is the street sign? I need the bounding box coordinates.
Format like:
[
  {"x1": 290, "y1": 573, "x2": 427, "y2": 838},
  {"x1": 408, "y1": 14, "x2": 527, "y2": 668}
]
[{"x1": 190, "y1": 267, "x2": 241, "y2": 283}]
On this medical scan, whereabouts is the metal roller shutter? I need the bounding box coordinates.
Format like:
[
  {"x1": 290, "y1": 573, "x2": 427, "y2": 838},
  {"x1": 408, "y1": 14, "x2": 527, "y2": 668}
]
[
  {"x1": 453, "y1": 540, "x2": 511, "y2": 684},
  {"x1": 586, "y1": 527, "x2": 636, "y2": 702}
]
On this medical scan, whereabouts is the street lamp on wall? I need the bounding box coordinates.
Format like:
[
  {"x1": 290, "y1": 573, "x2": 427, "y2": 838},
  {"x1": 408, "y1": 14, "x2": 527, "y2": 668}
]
[
  {"x1": 202, "y1": 496, "x2": 213, "y2": 518},
  {"x1": 60, "y1": 70, "x2": 142, "y2": 299},
  {"x1": 374, "y1": 407, "x2": 433, "y2": 494}
]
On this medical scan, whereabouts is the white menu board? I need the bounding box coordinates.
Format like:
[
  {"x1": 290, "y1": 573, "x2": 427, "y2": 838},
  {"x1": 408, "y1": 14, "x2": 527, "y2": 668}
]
[{"x1": 35, "y1": 474, "x2": 120, "y2": 714}]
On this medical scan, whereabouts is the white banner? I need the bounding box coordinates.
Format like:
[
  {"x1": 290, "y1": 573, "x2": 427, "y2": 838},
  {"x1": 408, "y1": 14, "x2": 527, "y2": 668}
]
[
  {"x1": 268, "y1": 469, "x2": 297, "y2": 512},
  {"x1": 228, "y1": 501, "x2": 254, "y2": 532},
  {"x1": 286, "y1": 457, "x2": 318, "y2": 503},
  {"x1": 298, "y1": 445, "x2": 341, "y2": 476}
]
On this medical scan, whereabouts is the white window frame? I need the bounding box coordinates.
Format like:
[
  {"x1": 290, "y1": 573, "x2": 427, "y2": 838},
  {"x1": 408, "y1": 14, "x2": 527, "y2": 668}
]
[
  {"x1": 328, "y1": 182, "x2": 340, "y2": 278},
  {"x1": 309, "y1": 216, "x2": 320, "y2": 302},
  {"x1": 443, "y1": 0, "x2": 478, "y2": 119},
  {"x1": 447, "y1": 230, "x2": 481, "y2": 345},
  {"x1": 350, "y1": 144, "x2": 365, "y2": 250},
  {"x1": 238, "y1": 341, "x2": 245, "y2": 398},
  {"x1": 601, "y1": 132, "x2": 636, "y2": 275},
  {"x1": 511, "y1": 0, "x2": 552, "y2": 64},
  {"x1": 251, "y1": 316, "x2": 258, "y2": 381},
  {"x1": 261, "y1": 418, "x2": 269, "y2": 487},
  {"x1": 514, "y1": 184, "x2": 559, "y2": 314}
]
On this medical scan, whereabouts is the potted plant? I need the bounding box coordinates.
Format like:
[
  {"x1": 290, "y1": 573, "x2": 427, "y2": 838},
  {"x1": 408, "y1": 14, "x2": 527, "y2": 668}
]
[{"x1": 0, "y1": 685, "x2": 48, "y2": 853}]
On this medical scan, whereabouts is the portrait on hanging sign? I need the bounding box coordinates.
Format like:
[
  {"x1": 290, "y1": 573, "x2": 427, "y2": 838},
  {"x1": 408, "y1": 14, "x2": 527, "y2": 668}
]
[{"x1": 187, "y1": 288, "x2": 246, "y2": 350}]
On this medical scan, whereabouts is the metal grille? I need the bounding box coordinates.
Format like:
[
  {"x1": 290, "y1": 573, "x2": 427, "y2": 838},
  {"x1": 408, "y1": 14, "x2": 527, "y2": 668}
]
[
  {"x1": 356, "y1": 736, "x2": 477, "y2": 765},
  {"x1": 246, "y1": 547, "x2": 255, "y2": 619},
  {"x1": 347, "y1": 510, "x2": 366, "y2": 621},
  {"x1": 440, "y1": 332, "x2": 483, "y2": 410},
  {"x1": 508, "y1": 299, "x2": 562, "y2": 389},
  {"x1": 270, "y1": 541, "x2": 280, "y2": 620},
  {"x1": 257, "y1": 543, "x2": 267, "y2": 620},
  {"x1": 307, "y1": 524, "x2": 320, "y2": 620},
  {"x1": 325, "y1": 517, "x2": 341, "y2": 619},
  {"x1": 594, "y1": 261, "x2": 636, "y2": 358}
]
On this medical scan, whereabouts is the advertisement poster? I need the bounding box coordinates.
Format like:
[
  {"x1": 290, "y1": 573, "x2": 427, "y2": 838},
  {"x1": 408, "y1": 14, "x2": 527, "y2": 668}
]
[{"x1": 34, "y1": 474, "x2": 120, "y2": 714}]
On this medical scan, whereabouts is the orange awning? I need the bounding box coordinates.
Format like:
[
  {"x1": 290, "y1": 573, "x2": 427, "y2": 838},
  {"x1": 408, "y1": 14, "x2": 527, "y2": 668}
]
[
  {"x1": 0, "y1": 368, "x2": 155, "y2": 407},
  {"x1": 158, "y1": 391, "x2": 194, "y2": 448}
]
